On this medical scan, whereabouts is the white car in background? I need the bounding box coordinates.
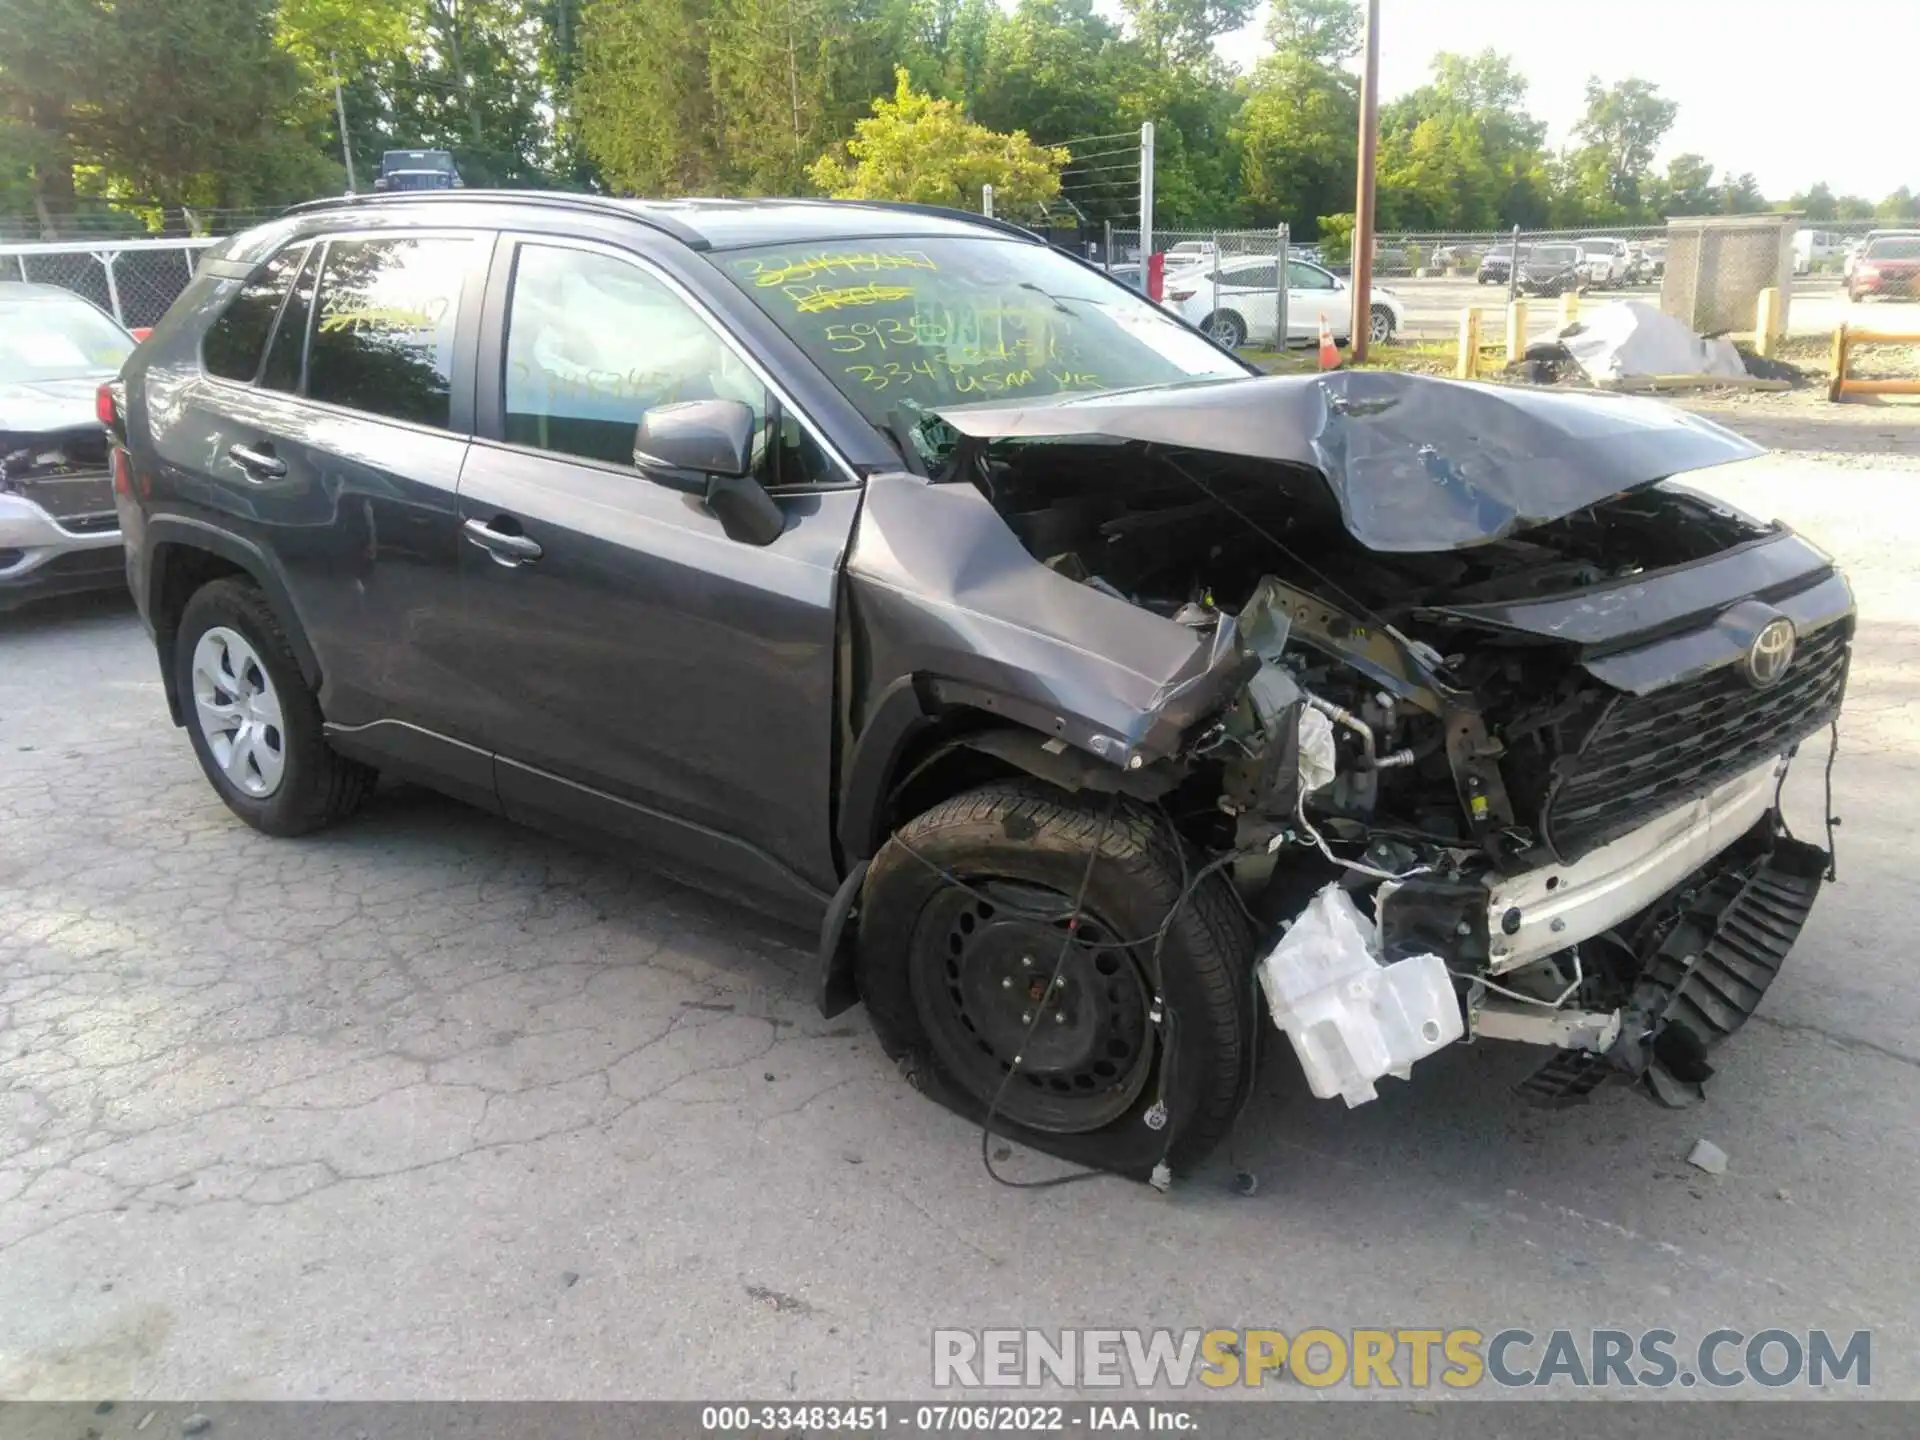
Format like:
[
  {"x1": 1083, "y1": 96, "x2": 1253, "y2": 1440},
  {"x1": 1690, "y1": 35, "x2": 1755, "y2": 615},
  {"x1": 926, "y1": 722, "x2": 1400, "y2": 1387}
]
[
  {"x1": 1161, "y1": 255, "x2": 1405, "y2": 349},
  {"x1": 1576, "y1": 236, "x2": 1631, "y2": 288}
]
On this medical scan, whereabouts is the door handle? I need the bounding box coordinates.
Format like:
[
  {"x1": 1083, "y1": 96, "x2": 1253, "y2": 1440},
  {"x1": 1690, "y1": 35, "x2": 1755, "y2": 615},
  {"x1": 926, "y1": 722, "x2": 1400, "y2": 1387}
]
[
  {"x1": 463, "y1": 516, "x2": 543, "y2": 565},
  {"x1": 228, "y1": 442, "x2": 287, "y2": 479}
]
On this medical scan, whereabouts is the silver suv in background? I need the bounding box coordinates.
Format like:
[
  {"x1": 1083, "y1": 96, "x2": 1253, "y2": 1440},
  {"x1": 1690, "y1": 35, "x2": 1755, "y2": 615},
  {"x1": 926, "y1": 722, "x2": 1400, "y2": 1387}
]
[{"x1": 0, "y1": 283, "x2": 136, "y2": 610}]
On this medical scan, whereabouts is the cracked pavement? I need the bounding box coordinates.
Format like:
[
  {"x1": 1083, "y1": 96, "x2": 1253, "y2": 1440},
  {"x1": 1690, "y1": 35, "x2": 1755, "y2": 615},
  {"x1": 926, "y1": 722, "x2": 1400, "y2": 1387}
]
[{"x1": 2, "y1": 450, "x2": 1918, "y2": 1399}]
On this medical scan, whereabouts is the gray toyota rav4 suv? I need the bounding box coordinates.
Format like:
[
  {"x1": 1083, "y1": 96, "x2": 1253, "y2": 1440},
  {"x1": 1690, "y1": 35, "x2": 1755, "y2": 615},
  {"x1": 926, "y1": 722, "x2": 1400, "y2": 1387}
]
[{"x1": 107, "y1": 192, "x2": 1849, "y2": 1179}]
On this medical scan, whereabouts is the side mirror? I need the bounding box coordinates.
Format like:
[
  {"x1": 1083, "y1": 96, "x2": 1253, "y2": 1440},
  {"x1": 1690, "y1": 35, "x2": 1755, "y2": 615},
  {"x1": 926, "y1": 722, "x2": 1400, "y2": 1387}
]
[{"x1": 633, "y1": 398, "x2": 784, "y2": 547}]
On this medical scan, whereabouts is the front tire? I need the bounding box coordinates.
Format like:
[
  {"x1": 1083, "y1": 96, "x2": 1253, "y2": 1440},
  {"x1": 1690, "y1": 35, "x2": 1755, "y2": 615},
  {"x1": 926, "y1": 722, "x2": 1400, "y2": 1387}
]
[
  {"x1": 175, "y1": 578, "x2": 375, "y2": 836},
  {"x1": 857, "y1": 782, "x2": 1254, "y2": 1178}
]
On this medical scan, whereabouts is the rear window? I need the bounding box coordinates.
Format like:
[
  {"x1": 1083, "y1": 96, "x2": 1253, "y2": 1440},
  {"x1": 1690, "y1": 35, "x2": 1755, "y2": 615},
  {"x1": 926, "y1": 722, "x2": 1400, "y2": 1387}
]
[
  {"x1": 202, "y1": 245, "x2": 307, "y2": 382},
  {"x1": 1865, "y1": 238, "x2": 1920, "y2": 259},
  {"x1": 306, "y1": 235, "x2": 470, "y2": 428}
]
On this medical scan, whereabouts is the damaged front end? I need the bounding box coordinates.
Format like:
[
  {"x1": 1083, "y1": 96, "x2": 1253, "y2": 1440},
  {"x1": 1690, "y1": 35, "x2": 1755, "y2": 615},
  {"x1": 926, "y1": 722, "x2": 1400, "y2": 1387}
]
[{"x1": 853, "y1": 370, "x2": 1849, "y2": 1114}]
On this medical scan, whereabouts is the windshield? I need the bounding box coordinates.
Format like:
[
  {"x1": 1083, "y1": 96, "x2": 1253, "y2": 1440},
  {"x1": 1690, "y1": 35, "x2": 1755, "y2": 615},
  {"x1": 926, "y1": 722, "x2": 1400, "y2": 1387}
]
[
  {"x1": 1866, "y1": 238, "x2": 1920, "y2": 259},
  {"x1": 0, "y1": 295, "x2": 133, "y2": 384},
  {"x1": 1532, "y1": 246, "x2": 1579, "y2": 264},
  {"x1": 716, "y1": 237, "x2": 1248, "y2": 428}
]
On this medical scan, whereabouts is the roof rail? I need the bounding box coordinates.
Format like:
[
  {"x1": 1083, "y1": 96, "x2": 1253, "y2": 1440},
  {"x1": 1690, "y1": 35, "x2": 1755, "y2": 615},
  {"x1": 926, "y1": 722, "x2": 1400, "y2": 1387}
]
[
  {"x1": 278, "y1": 189, "x2": 710, "y2": 248},
  {"x1": 845, "y1": 201, "x2": 1043, "y2": 243}
]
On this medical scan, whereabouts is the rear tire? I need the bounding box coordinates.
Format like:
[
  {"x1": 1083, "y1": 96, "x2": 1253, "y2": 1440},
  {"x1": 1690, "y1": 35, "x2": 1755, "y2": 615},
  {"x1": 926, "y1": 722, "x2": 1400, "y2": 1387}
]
[
  {"x1": 1200, "y1": 311, "x2": 1247, "y2": 349},
  {"x1": 1368, "y1": 304, "x2": 1395, "y2": 345},
  {"x1": 857, "y1": 781, "x2": 1254, "y2": 1177},
  {"x1": 175, "y1": 578, "x2": 375, "y2": 837}
]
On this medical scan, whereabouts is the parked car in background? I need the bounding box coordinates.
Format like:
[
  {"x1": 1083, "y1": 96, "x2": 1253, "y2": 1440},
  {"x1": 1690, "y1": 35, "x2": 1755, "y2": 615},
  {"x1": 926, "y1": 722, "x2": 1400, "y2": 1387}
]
[
  {"x1": 1477, "y1": 246, "x2": 1513, "y2": 285},
  {"x1": 105, "y1": 191, "x2": 1852, "y2": 1177},
  {"x1": 0, "y1": 282, "x2": 137, "y2": 610},
  {"x1": 1162, "y1": 241, "x2": 1216, "y2": 274},
  {"x1": 1793, "y1": 229, "x2": 1845, "y2": 275},
  {"x1": 373, "y1": 149, "x2": 462, "y2": 192},
  {"x1": 1846, "y1": 231, "x2": 1920, "y2": 285},
  {"x1": 1515, "y1": 243, "x2": 1586, "y2": 296},
  {"x1": 1848, "y1": 234, "x2": 1920, "y2": 301},
  {"x1": 1576, "y1": 237, "x2": 1630, "y2": 288},
  {"x1": 1162, "y1": 254, "x2": 1404, "y2": 347}
]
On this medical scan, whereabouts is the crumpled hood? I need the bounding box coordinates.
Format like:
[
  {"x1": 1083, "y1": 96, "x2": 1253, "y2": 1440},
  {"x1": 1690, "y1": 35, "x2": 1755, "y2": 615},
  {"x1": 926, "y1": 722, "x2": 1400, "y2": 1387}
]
[
  {"x1": 0, "y1": 376, "x2": 108, "y2": 436},
  {"x1": 934, "y1": 370, "x2": 1763, "y2": 552}
]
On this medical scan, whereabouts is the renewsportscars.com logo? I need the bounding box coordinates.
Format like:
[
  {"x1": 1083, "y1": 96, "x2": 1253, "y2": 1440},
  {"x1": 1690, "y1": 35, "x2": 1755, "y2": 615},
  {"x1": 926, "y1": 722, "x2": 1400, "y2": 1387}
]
[{"x1": 932, "y1": 1328, "x2": 1872, "y2": 1391}]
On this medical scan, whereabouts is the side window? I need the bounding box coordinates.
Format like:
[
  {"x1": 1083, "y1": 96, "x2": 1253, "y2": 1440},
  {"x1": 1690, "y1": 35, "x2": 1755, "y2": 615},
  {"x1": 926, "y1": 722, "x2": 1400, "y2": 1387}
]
[
  {"x1": 503, "y1": 243, "x2": 832, "y2": 486},
  {"x1": 307, "y1": 236, "x2": 470, "y2": 428},
  {"x1": 202, "y1": 243, "x2": 306, "y2": 382},
  {"x1": 259, "y1": 242, "x2": 322, "y2": 394},
  {"x1": 1288, "y1": 262, "x2": 1336, "y2": 291},
  {"x1": 1224, "y1": 263, "x2": 1278, "y2": 289}
]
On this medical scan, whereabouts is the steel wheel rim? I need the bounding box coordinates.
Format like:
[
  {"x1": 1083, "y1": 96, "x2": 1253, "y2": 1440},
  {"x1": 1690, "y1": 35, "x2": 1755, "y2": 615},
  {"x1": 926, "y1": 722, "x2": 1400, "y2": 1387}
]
[
  {"x1": 908, "y1": 879, "x2": 1155, "y2": 1134},
  {"x1": 1370, "y1": 308, "x2": 1392, "y2": 344},
  {"x1": 190, "y1": 626, "x2": 287, "y2": 799}
]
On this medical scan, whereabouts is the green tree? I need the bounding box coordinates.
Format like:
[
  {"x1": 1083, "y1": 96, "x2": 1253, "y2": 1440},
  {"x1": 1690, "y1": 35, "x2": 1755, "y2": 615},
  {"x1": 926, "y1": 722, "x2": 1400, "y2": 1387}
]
[
  {"x1": 810, "y1": 68, "x2": 1065, "y2": 211},
  {"x1": 1789, "y1": 181, "x2": 1836, "y2": 221},
  {"x1": 1652, "y1": 152, "x2": 1716, "y2": 215},
  {"x1": 1877, "y1": 186, "x2": 1919, "y2": 220},
  {"x1": 1233, "y1": 0, "x2": 1357, "y2": 231},
  {"x1": 1564, "y1": 76, "x2": 1677, "y2": 218},
  {"x1": 1716, "y1": 171, "x2": 1765, "y2": 214},
  {"x1": 577, "y1": 0, "x2": 720, "y2": 191},
  {"x1": 1375, "y1": 50, "x2": 1550, "y2": 230}
]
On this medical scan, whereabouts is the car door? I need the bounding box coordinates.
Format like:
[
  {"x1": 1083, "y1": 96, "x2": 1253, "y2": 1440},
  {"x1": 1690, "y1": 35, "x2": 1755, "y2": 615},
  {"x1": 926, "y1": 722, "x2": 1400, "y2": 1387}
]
[
  {"x1": 1212, "y1": 260, "x2": 1280, "y2": 345},
  {"x1": 453, "y1": 234, "x2": 861, "y2": 918},
  {"x1": 1287, "y1": 260, "x2": 1345, "y2": 341},
  {"x1": 161, "y1": 227, "x2": 497, "y2": 806}
]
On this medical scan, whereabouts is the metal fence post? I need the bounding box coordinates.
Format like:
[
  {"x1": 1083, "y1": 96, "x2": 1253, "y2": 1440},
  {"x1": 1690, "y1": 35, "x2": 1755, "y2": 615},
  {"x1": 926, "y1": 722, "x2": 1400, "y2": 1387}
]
[
  {"x1": 1507, "y1": 223, "x2": 1520, "y2": 305},
  {"x1": 1103, "y1": 219, "x2": 1112, "y2": 273},
  {"x1": 97, "y1": 250, "x2": 124, "y2": 326},
  {"x1": 1276, "y1": 223, "x2": 1289, "y2": 350},
  {"x1": 1138, "y1": 122, "x2": 1154, "y2": 270},
  {"x1": 1210, "y1": 230, "x2": 1220, "y2": 338},
  {"x1": 981, "y1": 184, "x2": 993, "y2": 219}
]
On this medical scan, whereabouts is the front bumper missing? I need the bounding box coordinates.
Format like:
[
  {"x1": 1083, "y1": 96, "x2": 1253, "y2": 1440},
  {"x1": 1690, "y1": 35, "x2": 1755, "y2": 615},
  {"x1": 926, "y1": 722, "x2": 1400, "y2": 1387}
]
[
  {"x1": 1485, "y1": 756, "x2": 1784, "y2": 974},
  {"x1": 1493, "y1": 821, "x2": 1827, "y2": 1108}
]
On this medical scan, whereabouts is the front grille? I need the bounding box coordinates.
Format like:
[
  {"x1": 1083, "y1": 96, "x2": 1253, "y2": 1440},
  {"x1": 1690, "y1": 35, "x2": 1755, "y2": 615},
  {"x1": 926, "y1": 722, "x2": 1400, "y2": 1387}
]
[
  {"x1": 58, "y1": 511, "x2": 119, "y2": 535},
  {"x1": 1543, "y1": 619, "x2": 1850, "y2": 861}
]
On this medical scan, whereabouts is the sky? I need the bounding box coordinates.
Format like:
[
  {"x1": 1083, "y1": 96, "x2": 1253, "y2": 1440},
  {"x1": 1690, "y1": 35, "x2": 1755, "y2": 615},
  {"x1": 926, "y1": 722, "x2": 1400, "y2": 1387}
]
[{"x1": 1212, "y1": 0, "x2": 1919, "y2": 200}]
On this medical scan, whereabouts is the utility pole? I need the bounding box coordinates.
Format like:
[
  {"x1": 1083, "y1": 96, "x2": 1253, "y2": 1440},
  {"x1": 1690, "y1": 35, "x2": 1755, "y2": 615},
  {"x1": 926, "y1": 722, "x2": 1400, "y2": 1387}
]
[
  {"x1": 1139, "y1": 121, "x2": 1155, "y2": 268},
  {"x1": 1349, "y1": 0, "x2": 1381, "y2": 362},
  {"x1": 332, "y1": 56, "x2": 357, "y2": 194}
]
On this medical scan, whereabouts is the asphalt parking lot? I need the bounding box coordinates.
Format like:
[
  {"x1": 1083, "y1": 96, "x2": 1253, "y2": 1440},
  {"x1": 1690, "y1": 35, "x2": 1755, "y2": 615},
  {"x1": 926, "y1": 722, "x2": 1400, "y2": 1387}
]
[
  {"x1": 3, "y1": 445, "x2": 1920, "y2": 1399},
  {"x1": 1384, "y1": 274, "x2": 1920, "y2": 345}
]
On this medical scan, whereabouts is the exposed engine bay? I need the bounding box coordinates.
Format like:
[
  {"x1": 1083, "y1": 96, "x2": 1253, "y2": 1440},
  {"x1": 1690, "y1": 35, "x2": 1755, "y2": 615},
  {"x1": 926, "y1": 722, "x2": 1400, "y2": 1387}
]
[{"x1": 917, "y1": 375, "x2": 1852, "y2": 1111}]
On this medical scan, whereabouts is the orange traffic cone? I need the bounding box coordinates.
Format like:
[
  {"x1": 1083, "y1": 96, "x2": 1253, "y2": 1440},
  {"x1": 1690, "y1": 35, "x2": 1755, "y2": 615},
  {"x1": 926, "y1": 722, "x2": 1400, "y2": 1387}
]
[{"x1": 1316, "y1": 313, "x2": 1339, "y2": 371}]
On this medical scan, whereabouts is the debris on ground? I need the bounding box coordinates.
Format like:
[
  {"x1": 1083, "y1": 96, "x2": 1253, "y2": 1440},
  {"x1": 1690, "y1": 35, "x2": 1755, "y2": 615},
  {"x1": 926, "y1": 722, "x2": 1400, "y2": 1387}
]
[
  {"x1": 181, "y1": 1416, "x2": 212, "y2": 1436},
  {"x1": 1502, "y1": 338, "x2": 1579, "y2": 386},
  {"x1": 1560, "y1": 301, "x2": 1747, "y2": 386},
  {"x1": 1686, "y1": 1138, "x2": 1729, "y2": 1175},
  {"x1": 1736, "y1": 346, "x2": 1813, "y2": 387}
]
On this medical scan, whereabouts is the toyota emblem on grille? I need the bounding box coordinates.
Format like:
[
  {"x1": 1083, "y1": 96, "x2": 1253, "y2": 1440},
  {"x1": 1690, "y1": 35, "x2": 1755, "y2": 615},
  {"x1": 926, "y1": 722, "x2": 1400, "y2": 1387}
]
[{"x1": 1746, "y1": 617, "x2": 1797, "y2": 688}]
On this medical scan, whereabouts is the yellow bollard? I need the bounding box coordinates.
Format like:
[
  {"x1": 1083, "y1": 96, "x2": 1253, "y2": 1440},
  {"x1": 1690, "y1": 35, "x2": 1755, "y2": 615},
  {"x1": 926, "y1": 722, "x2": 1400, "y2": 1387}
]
[
  {"x1": 1558, "y1": 289, "x2": 1580, "y2": 330},
  {"x1": 1506, "y1": 300, "x2": 1528, "y2": 363},
  {"x1": 1755, "y1": 287, "x2": 1780, "y2": 358},
  {"x1": 1456, "y1": 308, "x2": 1482, "y2": 379}
]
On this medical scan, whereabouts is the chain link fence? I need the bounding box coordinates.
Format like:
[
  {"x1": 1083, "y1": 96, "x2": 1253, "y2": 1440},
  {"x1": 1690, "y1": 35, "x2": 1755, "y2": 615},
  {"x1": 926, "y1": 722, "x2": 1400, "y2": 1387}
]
[
  {"x1": 0, "y1": 206, "x2": 286, "y2": 242},
  {"x1": 0, "y1": 238, "x2": 223, "y2": 329}
]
